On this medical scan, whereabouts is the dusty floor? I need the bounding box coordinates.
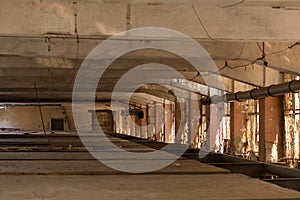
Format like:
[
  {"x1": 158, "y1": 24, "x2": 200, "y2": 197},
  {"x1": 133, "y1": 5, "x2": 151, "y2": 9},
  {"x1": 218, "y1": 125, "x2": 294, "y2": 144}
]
[
  {"x1": 0, "y1": 174, "x2": 299, "y2": 200},
  {"x1": 0, "y1": 132, "x2": 299, "y2": 199}
]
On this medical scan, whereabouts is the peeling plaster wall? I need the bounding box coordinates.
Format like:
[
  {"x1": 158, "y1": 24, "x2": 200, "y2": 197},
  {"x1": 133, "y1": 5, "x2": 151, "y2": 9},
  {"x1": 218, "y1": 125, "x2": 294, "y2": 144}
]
[
  {"x1": 0, "y1": 106, "x2": 69, "y2": 131},
  {"x1": 0, "y1": 103, "x2": 112, "y2": 132}
]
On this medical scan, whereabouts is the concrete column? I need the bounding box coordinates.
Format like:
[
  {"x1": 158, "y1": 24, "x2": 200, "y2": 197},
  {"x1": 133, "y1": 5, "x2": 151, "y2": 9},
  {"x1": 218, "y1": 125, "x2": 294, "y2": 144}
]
[
  {"x1": 230, "y1": 101, "x2": 248, "y2": 156},
  {"x1": 155, "y1": 103, "x2": 164, "y2": 142},
  {"x1": 146, "y1": 104, "x2": 150, "y2": 139},
  {"x1": 162, "y1": 100, "x2": 166, "y2": 142},
  {"x1": 209, "y1": 103, "x2": 222, "y2": 151},
  {"x1": 176, "y1": 99, "x2": 188, "y2": 144},
  {"x1": 122, "y1": 115, "x2": 130, "y2": 135},
  {"x1": 130, "y1": 115, "x2": 136, "y2": 137},
  {"x1": 153, "y1": 102, "x2": 157, "y2": 140},
  {"x1": 164, "y1": 103, "x2": 174, "y2": 143},
  {"x1": 140, "y1": 106, "x2": 147, "y2": 139},
  {"x1": 146, "y1": 104, "x2": 155, "y2": 140},
  {"x1": 175, "y1": 101, "x2": 181, "y2": 139},
  {"x1": 259, "y1": 96, "x2": 284, "y2": 162},
  {"x1": 190, "y1": 99, "x2": 201, "y2": 148},
  {"x1": 205, "y1": 104, "x2": 211, "y2": 150},
  {"x1": 187, "y1": 96, "x2": 192, "y2": 145}
]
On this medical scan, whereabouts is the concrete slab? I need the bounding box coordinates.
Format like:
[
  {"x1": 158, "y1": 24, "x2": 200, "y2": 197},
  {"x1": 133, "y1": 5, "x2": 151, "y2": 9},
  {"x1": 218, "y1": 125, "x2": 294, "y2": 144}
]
[
  {"x1": 0, "y1": 159, "x2": 229, "y2": 175},
  {"x1": 0, "y1": 174, "x2": 299, "y2": 200},
  {"x1": 0, "y1": 152, "x2": 95, "y2": 160}
]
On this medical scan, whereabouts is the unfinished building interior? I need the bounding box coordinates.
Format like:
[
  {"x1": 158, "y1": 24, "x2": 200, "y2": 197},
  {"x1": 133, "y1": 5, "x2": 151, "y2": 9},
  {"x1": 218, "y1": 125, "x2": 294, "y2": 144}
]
[{"x1": 1, "y1": 0, "x2": 300, "y2": 199}]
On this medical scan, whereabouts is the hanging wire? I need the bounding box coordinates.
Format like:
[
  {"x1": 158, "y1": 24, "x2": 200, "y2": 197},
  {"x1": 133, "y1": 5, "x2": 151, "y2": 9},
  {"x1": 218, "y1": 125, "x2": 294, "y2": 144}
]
[
  {"x1": 34, "y1": 83, "x2": 54, "y2": 149},
  {"x1": 267, "y1": 42, "x2": 300, "y2": 56},
  {"x1": 256, "y1": 42, "x2": 263, "y2": 53},
  {"x1": 219, "y1": 0, "x2": 247, "y2": 8},
  {"x1": 213, "y1": 41, "x2": 300, "y2": 74},
  {"x1": 231, "y1": 42, "x2": 246, "y2": 60},
  {"x1": 238, "y1": 42, "x2": 246, "y2": 58},
  {"x1": 262, "y1": 42, "x2": 268, "y2": 67},
  {"x1": 73, "y1": 2, "x2": 80, "y2": 60},
  {"x1": 186, "y1": 41, "x2": 300, "y2": 82}
]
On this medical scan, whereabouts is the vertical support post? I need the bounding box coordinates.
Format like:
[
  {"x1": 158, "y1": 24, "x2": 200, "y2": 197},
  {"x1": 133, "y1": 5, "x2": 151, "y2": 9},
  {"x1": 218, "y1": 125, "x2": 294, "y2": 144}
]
[
  {"x1": 118, "y1": 109, "x2": 122, "y2": 133},
  {"x1": 188, "y1": 93, "x2": 192, "y2": 146},
  {"x1": 130, "y1": 106, "x2": 136, "y2": 136},
  {"x1": 259, "y1": 98, "x2": 267, "y2": 162},
  {"x1": 139, "y1": 105, "x2": 143, "y2": 138},
  {"x1": 206, "y1": 87, "x2": 211, "y2": 150},
  {"x1": 146, "y1": 104, "x2": 149, "y2": 138},
  {"x1": 172, "y1": 102, "x2": 176, "y2": 143},
  {"x1": 141, "y1": 105, "x2": 148, "y2": 139},
  {"x1": 164, "y1": 101, "x2": 174, "y2": 143},
  {"x1": 153, "y1": 101, "x2": 157, "y2": 140},
  {"x1": 229, "y1": 101, "x2": 248, "y2": 156},
  {"x1": 230, "y1": 102, "x2": 235, "y2": 155},
  {"x1": 259, "y1": 96, "x2": 284, "y2": 162},
  {"x1": 205, "y1": 104, "x2": 211, "y2": 150},
  {"x1": 189, "y1": 94, "x2": 201, "y2": 148},
  {"x1": 175, "y1": 99, "x2": 180, "y2": 139},
  {"x1": 155, "y1": 101, "x2": 165, "y2": 142},
  {"x1": 199, "y1": 98, "x2": 203, "y2": 148},
  {"x1": 163, "y1": 100, "x2": 166, "y2": 142}
]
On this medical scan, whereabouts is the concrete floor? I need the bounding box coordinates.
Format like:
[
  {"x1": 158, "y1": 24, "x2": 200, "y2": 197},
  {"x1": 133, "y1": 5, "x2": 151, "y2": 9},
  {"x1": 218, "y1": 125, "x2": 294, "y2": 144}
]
[
  {"x1": 0, "y1": 132, "x2": 299, "y2": 199},
  {"x1": 0, "y1": 159, "x2": 229, "y2": 175},
  {"x1": 0, "y1": 157, "x2": 299, "y2": 199},
  {"x1": 0, "y1": 174, "x2": 299, "y2": 200}
]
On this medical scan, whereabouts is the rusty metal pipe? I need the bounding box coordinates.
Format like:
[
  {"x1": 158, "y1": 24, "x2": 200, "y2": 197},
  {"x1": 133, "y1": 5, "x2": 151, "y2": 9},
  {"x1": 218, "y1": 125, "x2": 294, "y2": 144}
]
[{"x1": 205, "y1": 80, "x2": 300, "y2": 104}]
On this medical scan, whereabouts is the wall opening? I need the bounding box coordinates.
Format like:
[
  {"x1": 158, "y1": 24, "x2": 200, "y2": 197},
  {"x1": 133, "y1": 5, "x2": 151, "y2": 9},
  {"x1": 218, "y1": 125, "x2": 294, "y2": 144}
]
[{"x1": 51, "y1": 118, "x2": 64, "y2": 131}]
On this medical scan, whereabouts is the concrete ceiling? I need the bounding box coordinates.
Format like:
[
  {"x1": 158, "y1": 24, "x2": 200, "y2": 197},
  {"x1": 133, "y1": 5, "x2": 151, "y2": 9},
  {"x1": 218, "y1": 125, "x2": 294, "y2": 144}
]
[{"x1": 0, "y1": 0, "x2": 300, "y2": 104}]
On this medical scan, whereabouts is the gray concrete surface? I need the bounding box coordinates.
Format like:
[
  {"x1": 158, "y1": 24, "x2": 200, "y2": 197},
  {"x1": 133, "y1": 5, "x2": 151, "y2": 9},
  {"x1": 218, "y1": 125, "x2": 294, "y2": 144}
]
[
  {"x1": 0, "y1": 174, "x2": 299, "y2": 200},
  {"x1": 0, "y1": 159, "x2": 229, "y2": 175}
]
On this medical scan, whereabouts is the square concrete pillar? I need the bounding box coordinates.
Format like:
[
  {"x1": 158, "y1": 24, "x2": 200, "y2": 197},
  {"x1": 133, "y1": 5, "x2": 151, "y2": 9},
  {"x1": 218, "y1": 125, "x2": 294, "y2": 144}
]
[
  {"x1": 259, "y1": 96, "x2": 284, "y2": 162},
  {"x1": 175, "y1": 99, "x2": 188, "y2": 144},
  {"x1": 155, "y1": 103, "x2": 165, "y2": 142},
  {"x1": 230, "y1": 101, "x2": 248, "y2": 156},
  {"x1": 140, "y1": 106, "x2": 148, "y2": 139},
  {"x1": 205, "y1": 104, "x2": 210, "y2": 150},
  {"x1": 190, "y1": 99, "x2": 201, "y2": 148},
  {"x1": 164, "y1": 103, "x2": 175, "y2": 143},
  {"x1": 175, "y1": 101, "x2": 181, "y2": 142},
  {"x1": 208, "y1": 103, "x2": 223, "y2": 151},
  {"x1": 146, "y1": 104, "x2": 155, "y2": 139},
  {"x1": 130, "y1": 115, "x2": 137, "y2": 137}
]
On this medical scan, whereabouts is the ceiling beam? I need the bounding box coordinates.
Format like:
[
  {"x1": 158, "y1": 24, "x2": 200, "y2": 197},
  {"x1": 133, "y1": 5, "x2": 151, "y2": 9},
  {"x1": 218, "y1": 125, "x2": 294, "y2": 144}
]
[
  {"x1": 1, "y1": 1, "x2": 300, "y2": 41},
  {"x1": 0, "y1": 54, "x2": 268, "y2": 88}
]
